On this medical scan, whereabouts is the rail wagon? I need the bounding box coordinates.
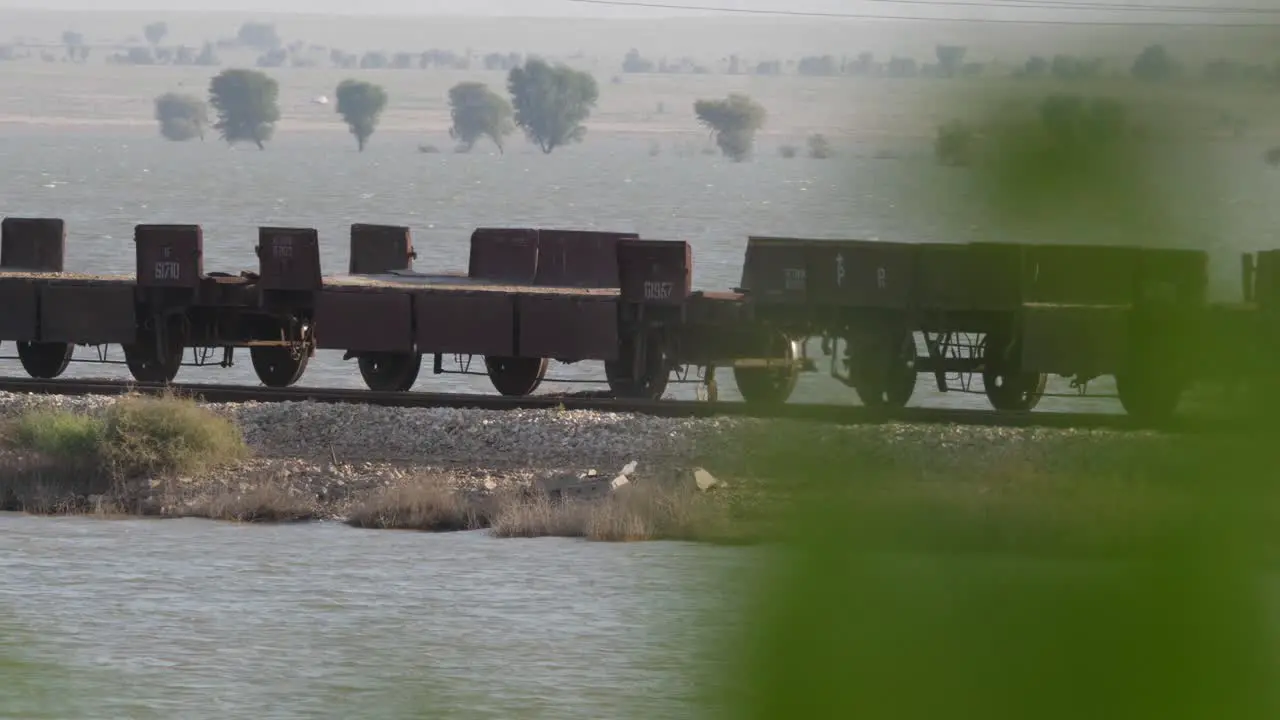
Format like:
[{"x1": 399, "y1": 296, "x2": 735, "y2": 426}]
[
  {"x1": 0, "y1": 217, "x2": 315, "y2": 387},
  {"x1": 736, "y1": 236, "x2": 1229, "y2": 421},
  {"x1": 313, "y1": 225, "x2": 811, "y2": 399},
  {"x1": 1, "y1": 215, "x2": 1274, "y2": 422}
]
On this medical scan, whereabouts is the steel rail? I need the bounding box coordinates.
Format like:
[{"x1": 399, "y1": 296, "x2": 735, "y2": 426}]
[{"x1": 0, "y1": 377, "x2": 1250, "y2": 433}]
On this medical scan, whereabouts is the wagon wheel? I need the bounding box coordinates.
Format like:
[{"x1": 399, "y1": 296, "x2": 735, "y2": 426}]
[
  {"x1": 123, "y1": 324, "x2": 185, "y2": 384},
  {"x1": 848, "y1": 328, "x2": 917, "y2": 409},
  {"x1": 605, "y1": 333, "x2": 671, "y2": 400},
  {"x1": 250, "y1": 344, "x2": 312, "y2": 388},
  {"x1": 358, "y1": 352, "x2": 422, "y2": 392},
  {"x1": 978, "y1": 331, "x2": 1047, "y2": 412},
  {"x1": 1115, "y1": 370, "x2": 1184, "y2": 424},
  {"x1": 734, "y1": 333, "x2": 802, "y2": 406},
  {"x1": 983, "y1": 369, "x2": 1048, "y2": 412},
  {"x1": 485, "y1": 356, "x2": 550, "y2": 397},
  {"x1": 16, "y1": 341, "x2": 75, "y2": 380}
]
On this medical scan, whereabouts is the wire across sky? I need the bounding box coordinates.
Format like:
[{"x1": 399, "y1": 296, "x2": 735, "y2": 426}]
[{"x1": 560, "y1": 0, "x2": 1280, "y2": 26}]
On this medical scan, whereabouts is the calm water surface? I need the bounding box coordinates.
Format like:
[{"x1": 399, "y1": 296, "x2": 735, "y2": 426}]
[{"x1": 0, "y1": 515, "x2": 753, "y2": 719}]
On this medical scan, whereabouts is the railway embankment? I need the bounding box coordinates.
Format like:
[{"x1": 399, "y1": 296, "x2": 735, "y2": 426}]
[{"x1": 0, "y1": 389, "x2": 1196, "y2": 546}]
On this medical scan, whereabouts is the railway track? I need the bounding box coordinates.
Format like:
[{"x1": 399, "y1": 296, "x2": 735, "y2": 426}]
[{"x1": 0, "y1": 377, "x2": 1234, "y2": 433}]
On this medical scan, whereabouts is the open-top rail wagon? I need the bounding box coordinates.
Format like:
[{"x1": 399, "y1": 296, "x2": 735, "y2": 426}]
[
  {"x1": 313, "y1": 224, "x2": 809, "y2": 399},
  {"x1": 1, "y1": 214, "x2": 1276, "y2": 423},
  {"x1": 738, "y1": 235, "x2": 1277, "y2": 421},
  {"x1": 0, "y1": 217, "x2": 315, "y2": 387}
]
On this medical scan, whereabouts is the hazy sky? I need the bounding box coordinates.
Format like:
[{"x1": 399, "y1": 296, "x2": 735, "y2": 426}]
[
  {"x1": 0, "y1": 0, "x2": 851, "y2": 17},
  {"x1": 0, "y1": 0, "x2": 1257, "y2": 22}
]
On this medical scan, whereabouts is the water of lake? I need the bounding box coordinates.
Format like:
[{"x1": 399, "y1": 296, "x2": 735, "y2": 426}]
[{"x1": 0, "y1": 515, "x2": 755, "y2": 719}]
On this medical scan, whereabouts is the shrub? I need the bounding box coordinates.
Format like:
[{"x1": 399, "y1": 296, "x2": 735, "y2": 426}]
[
  {"x1": 97, "y1": 395, "x2": 247, "y2": 478},
  {"x1": 5, "y1": 395, "x2": 248, "y2": 482},
  {"x1": 807, "y1": 133, "x2": 834, "y2": 159},
  {"x1": 8, "y1": 411, "x2": 102, "y2": 465},
  {"x1": 347, "y1": 481, "x2": 487, "y2": 532}
]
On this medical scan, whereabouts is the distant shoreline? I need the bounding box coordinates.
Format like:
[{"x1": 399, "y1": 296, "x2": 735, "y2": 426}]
[{"x1": 0, "y1": 114, "x2": 907, "y2": 141}]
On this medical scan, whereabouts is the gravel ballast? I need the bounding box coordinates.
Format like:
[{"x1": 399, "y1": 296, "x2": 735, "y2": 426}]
[{"x1": 0, "y1": 390, "x2": 1175, "y2": 523}]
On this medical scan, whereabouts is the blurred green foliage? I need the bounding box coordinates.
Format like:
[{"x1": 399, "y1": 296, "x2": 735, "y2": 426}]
[{"x1": 715, "y1": 40, "x2": 1280, "y2": 720}]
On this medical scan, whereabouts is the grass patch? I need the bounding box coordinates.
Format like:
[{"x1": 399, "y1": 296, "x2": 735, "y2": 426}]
[
  {"x1": 346, "y1": 480, "x2": 488, "y2": 532},
  {"x1": 202, "y1": 483, "x2": 318, "y2": 523},
  {"x1": 0, "y1": 393, "x2": 248, "y2": 516},
  {"x1": 7, "y1": 411, "x2": 102, "y2": 463},
  {"x1": 491, "y1": 482, "x2": 744, "y2": 544}
]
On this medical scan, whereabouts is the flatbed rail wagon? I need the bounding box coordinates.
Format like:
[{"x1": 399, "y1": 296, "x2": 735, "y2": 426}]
[{"x1": 0, "y1": 214, "x2": 1275, "y2": 423}]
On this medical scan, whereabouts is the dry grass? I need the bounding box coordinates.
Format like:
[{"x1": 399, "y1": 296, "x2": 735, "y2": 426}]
[
  {"x1": 201, "y1": 482, "x2": 319, "y2": 523},
  {"x1": 0, "y1": 450, "x2": 123, "y2": 515},
  {"x1": 490, "y1": 482, "x2": 743, "y2": 543},
  {"x1": 346, "y1": 480, "x2": 489, "y2": 532}
]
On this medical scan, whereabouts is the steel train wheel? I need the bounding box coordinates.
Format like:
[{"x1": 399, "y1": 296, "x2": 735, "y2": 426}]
[
  {"x1": 1115, "y1": 371, "x2": 1183, "y2": 424},
  {"x1": 734, "y1": 334, "x2": 802, "y2": 406},
  {"x1": 980, "y1": 331, "x2": 1048, "y2": 412},
  {"x1": 16, "y1": 341, "x2": 74, "y2": 380},
  {"x1": 485, "y1": 356, "x2": 549, "y2": 397},
  {"x1": 123, "y1": 330, "x2": 184, "y2": 384},
  {"x1": 983, "y1": 370, "x2": 1048, "y2": 412},
  {"x1": 605, "y1": 333, "x2": 671, "y2": 400},
  {"x1": 848, "y1": 329, "x2": 917, "y2": 409},
  {"x1": 358, "y1": 352, "x2": 422, "y2": 392},
  {"x1": 250, "y1": 345, "x2": 311, "y2": 388}
]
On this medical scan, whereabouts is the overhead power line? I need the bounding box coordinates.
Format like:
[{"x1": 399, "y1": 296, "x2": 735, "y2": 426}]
[{"x1": 561, "y1": 0, "x2": 1280, "y2": 26}]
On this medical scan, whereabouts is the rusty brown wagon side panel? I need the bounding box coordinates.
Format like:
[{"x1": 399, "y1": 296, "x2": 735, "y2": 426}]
[
  {"x1": 0, "y1": 278, "x2": 38, "y2": 341},
  {"x1": 414, "y1": 291, "x2": 515, "y2": 357},
  {"x1": 1020, "y1": 244, "x2": 1141, "y2": 306},
  {"x1": 534, "y1": 230, "x2": 636, "y2": 288},
  {"x1": 313, "y1": 289, "x2": 414, "y2": 353},
  {"x1": 1135, "y1": 248, "x2": 1208, "y2": 306},
  {"x1": 1, "y1": 217, "x2": 65, "y2": 272},
  {"x1": 1251, "y1": 250, "x2": 1279, "y2": 312},
  {"x1": 740, "y1": 236, "x2": 809, "y2": 304},
  {"x1": 135, "y1": 224, "x2": 204, "y2": 290},
  {"x1": 350, "y1": 224, "x2": 415, "y2": 275},
  {"x1": 805, "y1": 239, "x2": 916, "y2": 309},
  {"x1": 1020, "y1": 304, "x2": 1130, "y2": 377},
  {"x1": 39, "y1": 284, "x2": 137, "y2": 344},
  {"x1": 258, "y1": 227, "x2": 323, "y2": 292},
  {"x1": 517, "y1": 295, "x2": 620, "y2": 361},
  {"x1": 617, "y1": 239, "x2": 692, "y2": 305},
  {"x1": 916, "y1": 242, "x2": 1023, "y2": 312},
  {"x1": 469, "y1": 228, "x2": 539, "y2": 285}
]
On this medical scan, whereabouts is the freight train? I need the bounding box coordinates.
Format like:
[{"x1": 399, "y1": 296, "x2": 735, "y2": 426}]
[{"x1": 0, "y1": 216, "x2": 1273, "y2": 422}]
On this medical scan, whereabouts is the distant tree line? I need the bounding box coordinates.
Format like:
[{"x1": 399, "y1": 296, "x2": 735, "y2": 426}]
[
  {"x1": 150, "y1": 58, "x2": 600, "y2": 155},
  {"x1": 150, "y1": 60, "x2": 833, "y2": 164},
  {"x1": 15, "y1": 18, "x2": 1280, "y2": 91}
]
